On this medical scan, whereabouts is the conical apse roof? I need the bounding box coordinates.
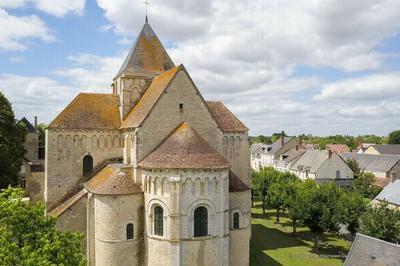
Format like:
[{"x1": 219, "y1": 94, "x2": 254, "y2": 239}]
[{"x1": 115, "y1": 22, "x2": 175, "y2": 78}]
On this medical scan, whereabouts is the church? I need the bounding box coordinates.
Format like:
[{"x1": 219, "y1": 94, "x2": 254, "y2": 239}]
[{"x1": 45, "y1": 19, "x2": 251, "y2": 266}]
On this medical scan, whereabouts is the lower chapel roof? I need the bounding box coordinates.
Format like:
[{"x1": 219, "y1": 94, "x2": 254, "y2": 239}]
[
  {"x1": 84, "y1": 164, "x2": 142, "y2": 195},
  {"x1": 138, "y1": 123, "x2": 230, "y2": 169}
]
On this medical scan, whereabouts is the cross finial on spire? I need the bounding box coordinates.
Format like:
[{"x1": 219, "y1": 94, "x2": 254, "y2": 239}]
[{"x1": 143, "y1": 0, "x2": 150, "y2": 23}]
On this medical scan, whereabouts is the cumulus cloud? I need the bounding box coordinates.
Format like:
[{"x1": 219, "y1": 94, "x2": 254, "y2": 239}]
[
  {"x1": 315, "y1": 73, "x2": 400, "y2": 101},
  {"x1": 0, "y1": 0, "x2": 85, "y2": 17},
  {"x1": 0, "y1": 74, "x2": 76, "y2": 123},
  {"x1": 0, "y1": 9, "x2": 53, "y2": 50}
]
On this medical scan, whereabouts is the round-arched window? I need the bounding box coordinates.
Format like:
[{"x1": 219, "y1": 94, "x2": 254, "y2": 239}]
[
  {"x1": 83, "y1": 155, "x2": 93, "y2": 177},
  {"x1": 233, "y1": 212, "x2": 240, "y2": 229},
  {"x1": 126, "y1": 223, "x2": 134, "y2": 240},
  {"x1": 194, "y1": 206, "x2": 208, "y2": 237},
  {"x1": 154, "y1": 206, "x2": 163, "y2": 236}
]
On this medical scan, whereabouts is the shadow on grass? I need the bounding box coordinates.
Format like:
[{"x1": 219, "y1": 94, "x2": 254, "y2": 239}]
[{"x1": 251, "y1": 218, "x2": 349, "y2": 265}]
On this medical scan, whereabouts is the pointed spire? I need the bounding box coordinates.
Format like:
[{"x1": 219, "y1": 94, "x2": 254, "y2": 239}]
[{"x1": 114, "y1": 22, "x2": 175, "y2": 79}]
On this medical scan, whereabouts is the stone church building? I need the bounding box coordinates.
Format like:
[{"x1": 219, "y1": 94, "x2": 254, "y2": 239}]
[{"x1": 45, "y1": 20, "x2": 251, "y2": 266}]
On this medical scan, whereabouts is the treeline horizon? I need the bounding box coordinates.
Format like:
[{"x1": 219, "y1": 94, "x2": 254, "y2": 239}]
[{"x1": 250, "y1": 131, "x2": 400, "y2": 150}]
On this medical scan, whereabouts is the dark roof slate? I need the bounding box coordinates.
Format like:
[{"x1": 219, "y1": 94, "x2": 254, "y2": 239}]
[
  {"x1": 344, "y1": 233, "x2": 400, "y2": 266},
  {"x1": 371, "y1": 144, "x2": 400, "y2": 156}
]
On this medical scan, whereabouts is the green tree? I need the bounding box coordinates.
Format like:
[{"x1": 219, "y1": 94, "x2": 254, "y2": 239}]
[
  {"x1": 352, "y1": 172, "x2": 382, "y2": 199},
  {"x1": 301, "y1": 181, "x2": 343, "y2": 253},
  {"x1": 285, "y1": 179, "x2": 304, "y2": 235},
  {"x1": 252, "y1": 167, "x2": 282, "y2": 215},
  {"x1": 36, "y1": 123, "x2": 47, "y2": 147},
  {"x1": 346, "y1": 158, "x2": 361, "y2": 178},
  {"x1": 336, "y1": 191, "x2": 367, "y2": 235},
  {"x1": 0, "y1": 187, "x2": 85, "y2": 265},
  {"x1": 0, "y1": 92, "x2": 26, "y2": 188},
  {"x1": 359, "y1": 201, "x2": 400, "y2": 244},
  {"x1": 268, "y1": 180, "x2": 288, "y2": 224},
  {"x1": 388, "y1": 130, "x2": 400, "y2": 144}
]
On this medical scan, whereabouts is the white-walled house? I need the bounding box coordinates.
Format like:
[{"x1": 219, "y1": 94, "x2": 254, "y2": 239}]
[
  {"x1": 250, "y1": 143, "x2": 269, "y2": 170},
  {"x1": 290, "y1": 150, "x2": 354, "y2": 187},
  {"x1": 263, "y1": 136, "x2": 298, "y2": 167}
]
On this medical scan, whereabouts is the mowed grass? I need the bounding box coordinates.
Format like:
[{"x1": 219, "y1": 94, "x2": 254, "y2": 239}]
[{"x1": 250, "y1": 203, "x2": 351, "y2": 266}]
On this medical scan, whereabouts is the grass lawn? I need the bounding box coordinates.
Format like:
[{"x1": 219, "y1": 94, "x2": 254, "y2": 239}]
[{"x1": 250, "y1": 203, "x2": 351, "y2": 266}]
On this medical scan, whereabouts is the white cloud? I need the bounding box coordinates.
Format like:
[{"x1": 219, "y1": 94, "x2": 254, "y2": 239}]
[
  {"x1": 0, "y1": 9, "x2": 53, "y2": 50},
  {"x1": 315, "y1": 73, "x2": 400, "y2": 101},
  {"x1": 33, "y1": 0, "x2": 85, "y2": 17},
  {"x1": 0, "y1": 74, "x2": 76, "y2": 123},
  {"x1": 0, "y1": 0, "x2": 26, "y2": 9}
]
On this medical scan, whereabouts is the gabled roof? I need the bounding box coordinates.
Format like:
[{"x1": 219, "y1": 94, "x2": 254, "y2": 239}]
[
  {"x1": 84, "y1": 164, "x2": 142, "y2": 195},
  {"x1": 206, "y1": 101, "x2": 248, "y2": 132},
  {"x1": 290, "y1": 150, "x2": 329, "y2": 173},
  {"x1": 370, "y1": 144, "x2": 400, "y2": 156},
  {"x1": 344, "y1": 233, "x2": 400, "y2": 266},
  {"x1": 229, "y1": 170, "x2": 250, "y2": 192},
  {"x1": 120, "y1": 65, "x2": 181, "y2": 129},
  {"x1": 341, "y1": 152, "x2": 400, "y2": 173},
  {"x1": 115, "y1": 22, "x2": 175, "y2": 79},
  {"x1": 18, "y1": 117, "x2": 37, "y2": 133},
  {"x1": 326, "y1": 144, "x2": 350, "y2": 154},
  {"x1": 250, "y1": 143, "x2": 268, "y2": 155},
  {"x1": 138, "y1": 122, "x2": 230, "y2": 169},
  {"x1": 282, "y1": 148, "x2": 306, "y2": 164},
  {"x1": 48, "y1": 93, "x2": 120, "y2": 129},
  {"x1": 268, "y1": 136, "x2": 294, "y2": 155},
  {"x1": 374, "y1": 179, "x2": 400, "y2": 205}
]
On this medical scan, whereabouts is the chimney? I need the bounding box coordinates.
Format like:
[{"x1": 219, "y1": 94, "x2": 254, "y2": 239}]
[
  {"x1": 34, "y1": 116, "x2": 38, "y2": 128},
  {"x1": 296, "y1": 145, "x2": 299, "y2": 151},
  {"x1": 281, "y1": 131, "x2": 285, "y2": 146},
  {"x1": 328, "y1": 150, "x2": 333, "y2": 159},
  {"x1": 299, "y1": 136, "x2": 302, "y2": 146}
]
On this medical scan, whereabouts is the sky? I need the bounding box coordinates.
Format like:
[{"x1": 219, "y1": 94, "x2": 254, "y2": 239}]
[{"x1": 1, "y1": 0, "x2": 400, "y2": 136}]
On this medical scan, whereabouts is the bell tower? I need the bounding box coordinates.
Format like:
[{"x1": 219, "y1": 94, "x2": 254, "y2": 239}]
[{"x1": 112, "y1": 20, "x2": 175, "y2": 120}]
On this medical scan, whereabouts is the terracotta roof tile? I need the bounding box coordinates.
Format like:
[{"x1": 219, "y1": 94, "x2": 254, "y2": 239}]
[
  {"x1": 206, "y1": 101, "x2": 248, "y2": 132},
  {"x1": 115, "y1": 22, "x2": 175, "y2": 78},
  {"x1": 138, "y1": 122, "x2": 230, "y2": 169},
  {"x1": 48, "y1": 93, "x2": 120, "y2": 129},
  {"x1": 120, "y1": 65, "x2": 181, "y2": 129},
  {"x1": 229, "y1": 170, "x2": 250, "y2": 192},
  {"x1": 84, "y1": 164, "x2": 142, "y2": 195}
]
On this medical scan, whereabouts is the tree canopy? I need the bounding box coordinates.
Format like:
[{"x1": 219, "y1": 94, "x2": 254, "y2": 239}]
[
  {"x1": 0, "y1": 92, "x2": 26, "y2": 188},
  {"x1": 388, "y1": 130, "x2": 400, "y2": 144},
  {"x1": 0, "y1": 187, "x2": 85, "y2": 265}
]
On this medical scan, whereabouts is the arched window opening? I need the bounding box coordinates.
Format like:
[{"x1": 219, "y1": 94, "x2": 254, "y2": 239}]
[
  {"x1": 194, "y1": 206, "x2": 208, "y2": 237},
  {"x1": 233, "y1": 213, "x2": 240, "y2": 229},
  {"x1": 83, "y1": 155, "x2": 93, "y2": 177},
  {"x1": 154, "y1": 206, "x2": 163, "y2": 236},
  {"x1": 126, "y1": 223, "x2": 134, "y2": 240}
]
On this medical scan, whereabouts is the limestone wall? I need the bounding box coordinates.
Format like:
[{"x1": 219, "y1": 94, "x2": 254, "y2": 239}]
[
  {"x1": 56, "y1": 194, "x2": 88, "y2": 250},
  {"x1": 142, "y1": 168, "x2": 230, "y2": 266},
  {"x1": 45, "y1": 129, "x2": 123, "y2": 210},
  {"x1": 136, "y1": 70, "x2": 223, "y2": 164},
  {"x1": 93, "y1": 193, "x2": 144, "y2": 266},
  {"x1": 24, "y1": 132, "x2": 39, "y2": 161},
  {"x1": 222, "y1": 132, "x2": 251, "y2": 186},
  {"x1": 229, "y1": 191, "x2": 251, "y2": 266}
]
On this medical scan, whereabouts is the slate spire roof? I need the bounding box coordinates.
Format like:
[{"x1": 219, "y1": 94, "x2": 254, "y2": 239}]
[
  {"x1": 138, "y1": 122, "x2": 230, "y2": 169},
  {"x1": 115, "y1": 21, "x2": 175, "y2": 78}
]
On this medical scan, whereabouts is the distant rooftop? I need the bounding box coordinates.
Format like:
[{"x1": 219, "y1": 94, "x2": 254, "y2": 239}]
[
  {"x1": 374, "y1": 179, "x2": 400, "y2": 205},
  {"x1": 344, "y1": 233, "x2": 400, "y2": 266}
]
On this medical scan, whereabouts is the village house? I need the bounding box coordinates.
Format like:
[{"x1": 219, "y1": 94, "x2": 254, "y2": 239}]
[
  {"x1": 262, "y1": 133, "x2": 298, "y2": 168},
  {"x1": 371, "y1": 179, "x2": 400, "y2": 209},
  {"x1": 364, "y1": 144, "x2": 400, "y2": 156},
  {"x1": 344, "y1": 233, "x2": 400, "y2": 266},
  {"x1": 250, "y1": 143, "x2": 269, "y2": 170},
  {"x1": 17, "y1": 117, "x2": 45, "y2": 203},
  {"x1": 356, "y1": 143, "x2": 375, "y2": 154},
  {"x1": 274, "y1": 146, "x2": 306, "y2": 172},
  {"x1": 341, "y1": 152, "x2": 400, "y2": 187},
  {"x1": 44, "y1": 20, "x2": 251, "y2": 266},
  {"x1": 290, "y1": 150, "x2": 354, "y2": 187},
  {"x1": 326, "y1": 144, "x2": 350, "y2": 154}
]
